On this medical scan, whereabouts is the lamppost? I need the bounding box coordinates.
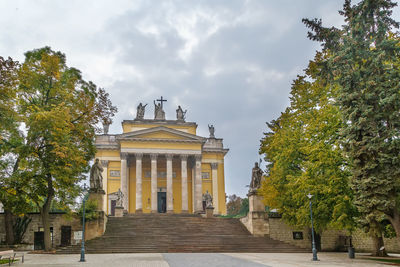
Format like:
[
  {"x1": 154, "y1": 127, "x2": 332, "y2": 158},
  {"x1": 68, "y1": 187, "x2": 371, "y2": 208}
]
[
  {"x1": 80, "y1": 183, "x2": 89, "y2": 262},
  {"x1": 307, "y1": 193, "x2": 318, "y2": 261}
]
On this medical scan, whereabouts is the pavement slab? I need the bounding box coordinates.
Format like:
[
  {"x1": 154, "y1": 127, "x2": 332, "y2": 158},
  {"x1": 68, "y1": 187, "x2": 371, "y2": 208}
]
[
  {"x1": 21, "y1": 253, "x2": 169, "y2": 267},
  {"x1": 224, "y1": 252, "x2": 388, "y2": 267},
  {"x1": 162, "y1": 253, "x2": 270, "y2": 267},
  {"x1": 17, "y1": 252, "x2": 395, "y2": 267}
]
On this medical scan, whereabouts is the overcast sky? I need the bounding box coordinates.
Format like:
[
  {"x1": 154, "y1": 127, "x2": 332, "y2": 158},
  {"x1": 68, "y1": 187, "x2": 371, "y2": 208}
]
[{"x1": 1, "y1": 1, "x2": 399, "y2": 198}]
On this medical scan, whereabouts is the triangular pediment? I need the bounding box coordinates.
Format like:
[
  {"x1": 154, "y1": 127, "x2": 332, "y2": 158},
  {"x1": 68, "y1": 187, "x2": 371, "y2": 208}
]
[{"x1": 117, "y1": 126, "x2": 205, "y2": 142}]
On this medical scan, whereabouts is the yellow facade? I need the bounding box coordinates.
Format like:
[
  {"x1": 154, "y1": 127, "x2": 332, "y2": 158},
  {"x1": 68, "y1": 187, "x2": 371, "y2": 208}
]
[{"x1": 95, "y1": 117, "x2": 228, "y2": 215}]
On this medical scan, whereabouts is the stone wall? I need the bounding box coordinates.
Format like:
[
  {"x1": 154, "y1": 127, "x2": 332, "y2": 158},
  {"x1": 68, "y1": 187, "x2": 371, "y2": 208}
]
[
  {"x1": 268, "y1": 217, "x2": 311, "y2": 249},
  {"x1": 0, "y1": 211, "x2": 106, "y2": 249},
  {"x1": 266, "y1": 217, "x2": 400, "y2": 253},
  {"x1": 352, "y1": 229, "x2": 400, "y2": 253}
]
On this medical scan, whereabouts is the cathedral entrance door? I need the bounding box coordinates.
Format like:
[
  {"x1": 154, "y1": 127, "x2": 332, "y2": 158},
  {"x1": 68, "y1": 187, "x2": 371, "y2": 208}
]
[{"x1": 157, "y1": 192, "x2": 166, "y2": 213}]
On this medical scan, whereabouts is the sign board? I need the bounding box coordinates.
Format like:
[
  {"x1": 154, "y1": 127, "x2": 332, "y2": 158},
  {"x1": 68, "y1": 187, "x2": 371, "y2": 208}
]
[
  {"x1": 74, "y1": 231, "x2": 83, "y2": 240},
  {"x1": 292, "y1": 231, "x2": 303, "y2": 240}
]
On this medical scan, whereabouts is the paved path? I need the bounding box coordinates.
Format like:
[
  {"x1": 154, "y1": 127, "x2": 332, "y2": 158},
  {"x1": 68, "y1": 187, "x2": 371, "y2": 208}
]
[
  {"x1": 18, "y1": 252, "x2": 390, "y2": 267},
  {"x1": 163, "y1": 253, "x2": 269, "y2": 267}
]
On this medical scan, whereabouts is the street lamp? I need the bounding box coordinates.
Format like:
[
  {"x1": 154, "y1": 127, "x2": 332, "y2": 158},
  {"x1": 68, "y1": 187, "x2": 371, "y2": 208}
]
[
  {"x1": 80, "y1": 183, "x2": 89, "y2": 262},
  {"x1": 307, "y1": 193, "x2": 318, "y2": 261}
]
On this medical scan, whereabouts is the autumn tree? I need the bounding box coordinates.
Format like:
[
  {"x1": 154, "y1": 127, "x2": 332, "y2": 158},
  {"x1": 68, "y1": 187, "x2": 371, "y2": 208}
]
[
  {"x1": 226, "y1": 195, "x2": 243, "y2": 216},
  {"x1": 15, "y1": 47, "x2": 117, "y2": 250},
  {"x1": 0, "y1": 56, "x2": 32, "y2": 244},
  {"x1": 259, "y1": 52, "x2": 355, "y2": 233},
  {"x1": 303, "y1": 0, "x2": 400, "y2": 256}
]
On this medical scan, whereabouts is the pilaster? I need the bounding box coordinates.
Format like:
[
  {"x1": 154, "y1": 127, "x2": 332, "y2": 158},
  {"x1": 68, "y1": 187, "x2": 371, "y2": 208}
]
[
  {"x1": 100, "y1": 160, "x2": 109, "y2": 214},
  {"x1": 211, "y1": 162, "x2": 219, "y2": 214}
]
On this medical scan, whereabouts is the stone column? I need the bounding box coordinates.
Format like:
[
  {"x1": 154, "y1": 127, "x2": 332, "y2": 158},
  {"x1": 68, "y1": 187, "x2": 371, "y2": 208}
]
[
  {"x1": 190, "y1": 158, "x2": 195, "y2": 212},
  {"x1": 126, "y1": 158, "x2": 130, "y2": 212},
  {"x1": 150, "y1": 153, "x2": 158, "y2": 213},
  {"x1": 211, "y1": 162, "x2": 219, "y2": 214},
  {"x1": 166, "y1": 154, "x2": 173, "y2": 213},
  {"x1": 100, "y1": 160, "x2": 108, "y2": 213},
  {"x1": 120, "y1": 153, "x2": 128, "y2": 212},
  {"x1": 180, "y1": 154, "x2": 188, "y2": 213},
  {"x1": 135, "y1": 153, "x2": 143, "y2": 213},
  {"x1": 194, "y1": 155, "x2": 203, "y2": 213}
]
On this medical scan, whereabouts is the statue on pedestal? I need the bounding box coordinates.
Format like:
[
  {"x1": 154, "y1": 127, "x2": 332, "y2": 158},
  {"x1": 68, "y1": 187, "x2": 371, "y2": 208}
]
[
  {"x1": 136, "y1": 103, "x2": 147, "y2": 119},
  {"x1": 116, "y1": 188, "x2": 124, "y2": 207},
  {"x1": 203, "y1": 190, "x2": 213, "y2": 208},
  {"x1": 208, "y1": 124, "x2": 215, "y2": 138},
  {"x1": 176, "y1": 106, "x2": 187, "y2": 121},
  {"x1": 249, "y1": 162, "x2": 263, "y2": 194},
  {"x1": 90, "y1": 158, "x2": 103, "y2": 192}
]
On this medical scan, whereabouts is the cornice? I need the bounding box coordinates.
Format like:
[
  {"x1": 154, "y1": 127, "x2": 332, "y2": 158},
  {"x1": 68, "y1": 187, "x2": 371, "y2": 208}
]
[{"x1": 118, "y1": 137, "x2": 205, "y2": 144}]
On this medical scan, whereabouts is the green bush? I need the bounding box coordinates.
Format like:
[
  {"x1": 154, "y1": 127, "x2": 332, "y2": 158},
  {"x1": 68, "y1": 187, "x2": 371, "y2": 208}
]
[{"x1": 77, "y1": 199, "x2": 99, "y2": 222}]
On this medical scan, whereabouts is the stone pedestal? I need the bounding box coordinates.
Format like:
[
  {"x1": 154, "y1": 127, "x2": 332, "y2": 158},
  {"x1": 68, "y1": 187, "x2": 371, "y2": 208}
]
[
  {"x1": 249, "y1": 193, "x2": 265, "y2": 212},
  {"x1": 115, "y1": 206, "x2": 124, "y2": 217},
  {"x1": 240, "y1": 192, "x2": 269, "y2": 237},
  {"x1": 88, "y1": 190, "x2": 106, "y2": 212},
  {"x1": 206, "y1": 207, "x2": 214, "y2": 218}
]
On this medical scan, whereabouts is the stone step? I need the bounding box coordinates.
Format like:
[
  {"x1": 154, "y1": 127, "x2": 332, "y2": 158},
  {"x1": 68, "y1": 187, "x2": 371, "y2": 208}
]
[{"x1": 57, "y1": 214, "x2": 308, "y2": 254}]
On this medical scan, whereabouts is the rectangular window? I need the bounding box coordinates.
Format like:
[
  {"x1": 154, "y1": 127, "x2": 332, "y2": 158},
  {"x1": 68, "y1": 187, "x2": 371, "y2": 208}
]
[
  {"x1": 202, "y1": 172, "x2": 210, "y2": 179},
  {"x1": 109, "y1": 170, "x2": 120, "y2": 177}
]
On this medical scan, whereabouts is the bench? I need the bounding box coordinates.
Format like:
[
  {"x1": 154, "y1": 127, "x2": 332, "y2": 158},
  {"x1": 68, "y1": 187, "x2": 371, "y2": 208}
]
[{"x1": 0, "y1": 250, "x2": 24, "y2": 266}]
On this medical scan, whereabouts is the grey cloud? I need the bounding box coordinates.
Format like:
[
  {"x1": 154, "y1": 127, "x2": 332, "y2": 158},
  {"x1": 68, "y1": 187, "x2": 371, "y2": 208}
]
[{"x1": 1, "y1": 0, "x2": 399, "y2": 197}]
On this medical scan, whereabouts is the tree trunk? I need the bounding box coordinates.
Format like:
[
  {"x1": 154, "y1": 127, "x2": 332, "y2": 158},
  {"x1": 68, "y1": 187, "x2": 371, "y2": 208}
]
[
  {"x1": 41, "y1": 174, "x2": 54, "y2": 251},
  {"x1": 371, "y1": 235, "x2": 387, "y2": 257},
  {"x1": 41, "y1": 197, "x2": 52, "y2": 251},
  {"x1": 387, "y1": 209, "x2": 400, "y2": 238},
  {"x1": 4, "y1": 208, "x2": 15, "y2": 245}
]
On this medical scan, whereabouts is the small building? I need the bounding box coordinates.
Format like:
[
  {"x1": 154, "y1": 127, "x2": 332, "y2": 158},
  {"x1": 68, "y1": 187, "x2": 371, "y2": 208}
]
[{"x1": 95, "y1": 98, "x2": 229, "y2": 215}]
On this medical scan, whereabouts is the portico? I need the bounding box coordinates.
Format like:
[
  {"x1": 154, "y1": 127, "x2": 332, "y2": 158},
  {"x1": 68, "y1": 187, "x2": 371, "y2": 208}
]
[
  {"x1": 95, "y1": 100, "x2": 229, "y2": 215},
  {"x1": 118, "y1": 151, "x2": 204, "y2": 214}
]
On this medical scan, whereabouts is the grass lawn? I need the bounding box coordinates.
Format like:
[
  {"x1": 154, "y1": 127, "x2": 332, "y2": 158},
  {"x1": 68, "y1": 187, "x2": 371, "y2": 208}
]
[{"x1": 0, "y1": 259, "x2": 18, "y2": 264}]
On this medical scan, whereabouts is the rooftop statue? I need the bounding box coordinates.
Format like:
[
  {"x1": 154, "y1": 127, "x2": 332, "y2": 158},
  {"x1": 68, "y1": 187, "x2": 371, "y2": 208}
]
[
  {"x1": 154, "y1": 96, "x2": 167, "y2": 120},
  {"x1": 136, "y1": 103, "x2": 147, "y2": 120},
  {"x1": 90, "y1": 158, "x2": 103, "y2": 191},
  {"x1": 176, "y1": 105, "x2": 187, "y2": 121},
  {"x1": 208, "y1": 124, "x2": 215, "y2": 138}
]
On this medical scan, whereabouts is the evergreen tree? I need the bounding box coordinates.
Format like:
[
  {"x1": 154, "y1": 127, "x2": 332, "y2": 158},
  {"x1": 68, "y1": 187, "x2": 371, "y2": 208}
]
[{"x1": 303, "y1": 0, "x2": 400, "y2": 255}]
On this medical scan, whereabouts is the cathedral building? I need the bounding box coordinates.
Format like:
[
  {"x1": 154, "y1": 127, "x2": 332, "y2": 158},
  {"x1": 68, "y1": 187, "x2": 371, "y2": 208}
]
[{"x1": 94, "y1": 98, "x2": 229, "y2": 215}]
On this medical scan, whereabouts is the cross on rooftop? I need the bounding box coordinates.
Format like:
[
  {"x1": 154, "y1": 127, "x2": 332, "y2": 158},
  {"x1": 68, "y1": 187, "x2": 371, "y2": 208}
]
[{"x1": 156, "y1": 96, "x2": 167, "y2": 108}]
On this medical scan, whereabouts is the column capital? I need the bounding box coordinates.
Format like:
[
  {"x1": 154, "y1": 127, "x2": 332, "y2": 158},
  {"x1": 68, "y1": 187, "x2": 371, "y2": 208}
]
[
  {"x1": 100, "y1": 160, "x2": 109, "y2": 168},
  {"x1": 120, "y1": 152, "x2": 128, "y2": 160},
  {"x1": 211, "y1": 162, "x2": 218, "y2": 170},
  {"x1": 180, "y1": 154, "x2": 189, "y2": 160},
  {"x1": 150, "y1": 153, "x2": 158, "y2": 161},
  {"x1": 135, "y1": 153, "x2": 143, "y2": 160},
  {"x1": 195, "y1": 154, "x2": 202, "y2": 161},
  {"x1": 166, "y1": 154, "x2": 174, "y2": 161}
]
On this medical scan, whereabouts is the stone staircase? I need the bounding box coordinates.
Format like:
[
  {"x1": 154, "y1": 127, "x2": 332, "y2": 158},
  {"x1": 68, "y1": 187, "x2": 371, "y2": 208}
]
[{"x1": 57, "y1": 214, "x2": 307, "y2": 253}]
